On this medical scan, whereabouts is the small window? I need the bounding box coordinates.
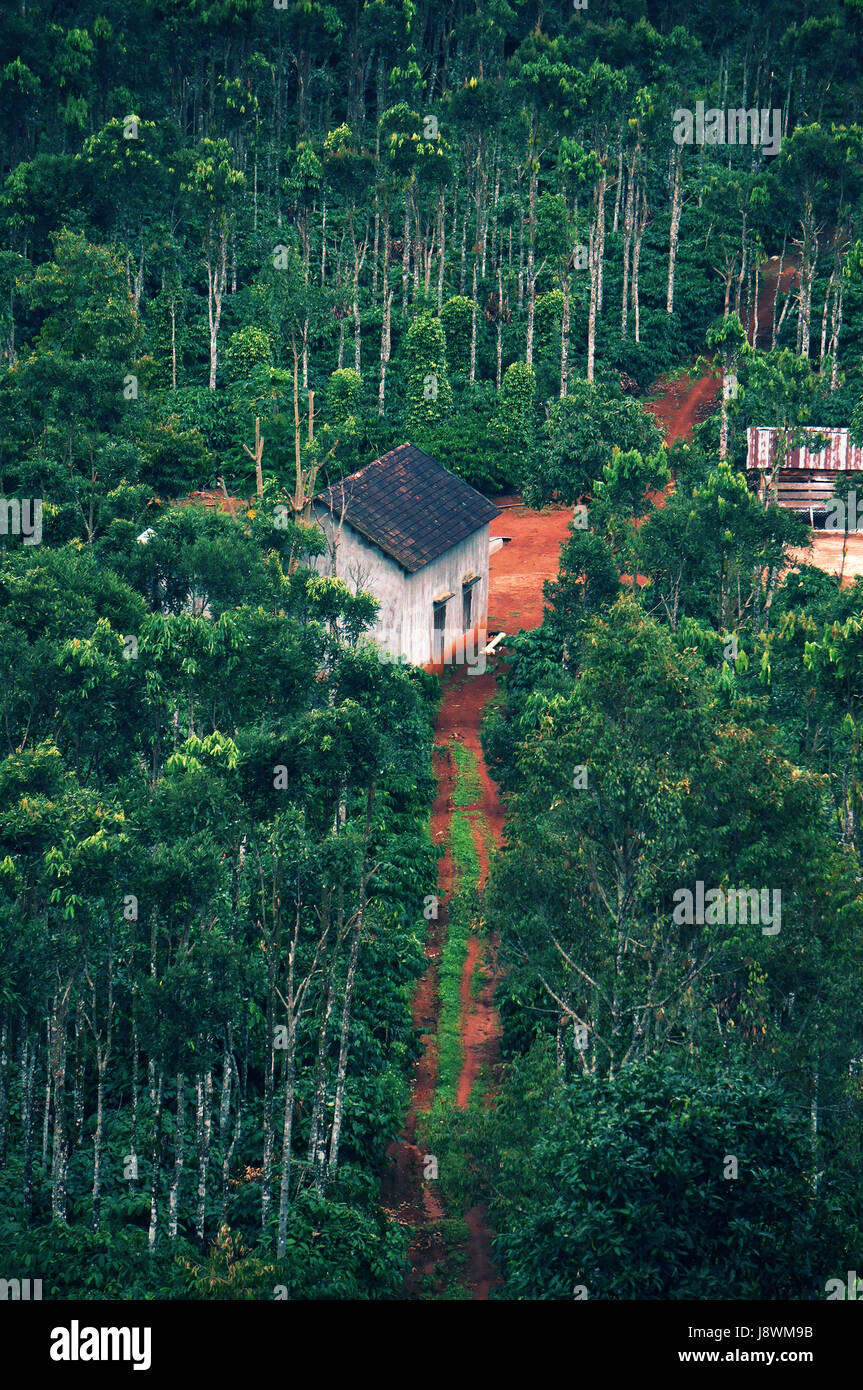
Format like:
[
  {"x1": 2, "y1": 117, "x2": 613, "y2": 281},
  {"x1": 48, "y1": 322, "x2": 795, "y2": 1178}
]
[
  {"x1": 433, "y1": 599, "x2": 447, "y2": 660},
  {"x1": 462, "y1": 575, "x2": 480, "y2": 631}
]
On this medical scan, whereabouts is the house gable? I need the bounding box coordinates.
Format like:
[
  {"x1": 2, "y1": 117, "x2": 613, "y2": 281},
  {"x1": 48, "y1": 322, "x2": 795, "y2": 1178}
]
[{"x1": 314, "y1": 442, "x2": 501, "y2": 573}]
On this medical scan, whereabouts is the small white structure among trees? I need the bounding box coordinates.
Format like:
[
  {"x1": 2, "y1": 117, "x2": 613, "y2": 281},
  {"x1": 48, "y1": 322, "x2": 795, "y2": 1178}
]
[{"x1": 312, "y1": 442, "x2": 501, "y2": 668}]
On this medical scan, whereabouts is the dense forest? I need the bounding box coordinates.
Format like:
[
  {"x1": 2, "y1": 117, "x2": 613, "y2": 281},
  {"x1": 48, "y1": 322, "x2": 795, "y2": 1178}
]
[{"x1": 2, "y1": 0, "x2": 863, "y2": 1301}]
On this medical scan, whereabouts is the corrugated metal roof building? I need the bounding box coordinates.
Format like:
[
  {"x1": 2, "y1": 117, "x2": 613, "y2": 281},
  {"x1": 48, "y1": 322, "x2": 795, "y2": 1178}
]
[{"x1": 747, "y1": 427, "x2": 863, "y2": 516}]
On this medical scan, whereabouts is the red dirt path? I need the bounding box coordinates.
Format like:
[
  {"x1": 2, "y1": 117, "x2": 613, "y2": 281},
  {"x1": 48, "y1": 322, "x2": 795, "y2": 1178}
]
[
  {"x1": 752, "y1": 255, "x2": 799, "y2": 348},
  {"x1": 429, "y1": 506, "x2": 569, "y2": 1297},
  {"x1": 647, "y1": 368, "x2": 720, "y2": 444},
  {"x1": 380, "y1": 498, "x2": 571, "y2": 1299},
  {"x1": 645, "y1": 252, "x2": 799, "y2": 451}
]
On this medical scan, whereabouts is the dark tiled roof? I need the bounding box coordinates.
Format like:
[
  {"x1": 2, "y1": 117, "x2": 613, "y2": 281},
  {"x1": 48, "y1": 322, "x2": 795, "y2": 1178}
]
[{"x1": 314, "y1": 442, "x2": 501, "y2": 573}]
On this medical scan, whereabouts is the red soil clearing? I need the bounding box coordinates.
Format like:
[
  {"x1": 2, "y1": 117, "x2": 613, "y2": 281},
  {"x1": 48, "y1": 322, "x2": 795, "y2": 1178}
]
[
  {"x1": 488, "y1": 496, "x2": 575, "y2": 630},
  {"x1": 645, "y1": 254, "x2": 797, "y2": 451}
]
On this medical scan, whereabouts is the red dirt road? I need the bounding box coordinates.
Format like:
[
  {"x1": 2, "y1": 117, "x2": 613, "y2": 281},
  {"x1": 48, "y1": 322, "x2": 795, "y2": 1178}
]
[
  {"x1": 647, "y1": 369, "x2": 720, "y2": 445},
  {"x1": 381, "y1": 499, "x2": 572, "y2": 1299},
  {"x1": 645, "y1": 252, "x2": 798, "y2": 451},
  {"x1": 752, "y1": 255, "x2": 799, "y2": 349},
  {"x1": 447, "y1": 501, "x2": 571, "y2": 1298}
]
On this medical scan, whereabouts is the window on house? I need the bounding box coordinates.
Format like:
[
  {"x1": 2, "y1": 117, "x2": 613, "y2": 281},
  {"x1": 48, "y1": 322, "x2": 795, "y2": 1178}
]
[
  {"x1": 462, "y1": 574, "x2": 480, "y2": 631},
  {"x1": 433, "y1": 599, "x2": 447, "y2": 661}
]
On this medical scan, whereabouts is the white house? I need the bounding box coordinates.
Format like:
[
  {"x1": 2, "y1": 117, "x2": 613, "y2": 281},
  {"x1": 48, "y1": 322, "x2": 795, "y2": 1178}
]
[{"x1": 312, "y1": 442, "x2": 501, "y2": 668}]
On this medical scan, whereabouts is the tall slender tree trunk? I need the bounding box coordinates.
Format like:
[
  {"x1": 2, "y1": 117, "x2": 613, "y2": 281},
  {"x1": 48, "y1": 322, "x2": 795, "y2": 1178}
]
[
  {"x1": 666, "y1": 148, "x2": 682, "y2": 314},
  {"x1": 830, "y1": 278, "x2": 844, "y2": 390},
  {"x1": 72, "y1": 997, "x2": 84, "y2": 1153},
  {"x1": 596, "y1": 165, "x2": 607, "y2": 313},
  {"x1": 612, "y1": 147, "x2": 623, "y2": 234},
  {"x1": 401, "y1": 197, "x2": 411, "y2": 315},
  {"x1": 525, "y1": 152, "x2": 538, "y2": 367},
  {"x1": 90, "y1": 965, "x2": 113, "y2": 1232},
  {"x1": 771, "y1": 239, "x2": 787, "y2": 349},
  {"x1": 206, "y1": 225, "x2": 228, "y2": 391},
  {"x1": 587, "y1": 168, "x2": 607, "y2": 385},
  {"x1": 719, "y1": 370, "x2": 730, "y2": 461},
  {"x1": 517, "y1": 214, "x2": 524, "y2": 308},
  {"x1": 49, "y1": 986, "x2": 71, "y2": 1224},
  {"x1": 620, "y1": 149, "x2": 637, "y2": 339},
  {"x1": 436, "y1": 194, "x2": 446, "y2": 310},
  {"x1": 22, "y1": 1033, "x2": 36, "y2": 1226},
  {"x1": 41, "y1": 1019, "x2": 50, "y2": 1167},
  {"x1": 307, "y1": 913, "x2": 339, "y2": 1191},
  {"x1": 260, "y1": 994, "x2": 276, "y2": 1233},
  {"x1": 148, "y1": 1070, "x2": 163, "y2": 1250},
  {"x1": 470, "y1": 254, "x2": 478, "y2": 382},
  {"x1": 0, "y1": 1022, "x2": 7, "y2": 1170},
  {"x1": 168, "y1": 1073, "x2": 184, "y2": 1239},
  {"x1": 819, "y1": 269, "x2": 835, "y2": 367},
  {"x1": 797, "y1": 207, "x2": 816, "y2": 359},
  {"x1": 560, "y1": 274, "x2": 570, "y2": 398},
  {"x1": 195, "y1": 1066, "x2": 212, "y2": 1243},
  {"x1": 631, "y1": 188, "x2": 647, "y2": 343},
  {"x1": 327, "y1": 915, "x2": 361, "y2": 1178},
  {"x1": 219, "y1": 1045, "x2": 240, "y2": 1225},
  {"x1": 496, "y1": 263, "x2": 504, "y2": 391},
  {"x1": 276, "y1": 1026, "x2": 296, "y2": 1258},
  {"x1": 378, "y1": 283, "x2": 393, "y2": 415},
  {"x1": 810, "y1": 1055, "x2": 820, "y2": 1195},
  {"x1": 351, "y1": 220, "x2": 367, "y2": 376},
  {"x1": 328, "y1": 787, "x2": 374, "y2": 1174},
  {"x1": 170, "y1": 293, "x2": 178, "y2": 389},
  {"x1": 337, "y1": 316, "x2": 345, "y2": 370}
]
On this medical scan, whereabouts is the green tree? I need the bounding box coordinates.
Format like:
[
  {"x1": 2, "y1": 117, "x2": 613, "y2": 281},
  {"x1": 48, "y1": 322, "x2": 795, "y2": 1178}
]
[
  {"x1": 403, "y1": 310, "x2": 452, "y2": 437},
  {"x1": 527, "y1": 379, "x2": 663, "y2": 509},
  {"x1": 491, "y1": 1057, "x2": 855, "y2": 1300}
]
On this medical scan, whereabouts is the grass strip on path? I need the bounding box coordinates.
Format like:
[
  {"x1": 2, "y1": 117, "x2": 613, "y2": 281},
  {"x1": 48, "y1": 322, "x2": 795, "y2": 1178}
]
[
  {"x1": 435, "y1": 808, "x2": 481, "y2": 1102},
  {"x1": 450, "y1": 738, "x2": 483, "y2": 807}
]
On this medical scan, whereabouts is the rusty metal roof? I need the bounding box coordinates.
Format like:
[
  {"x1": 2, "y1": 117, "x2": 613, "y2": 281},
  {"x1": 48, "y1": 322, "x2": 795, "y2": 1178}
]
[
  {"x1": 747, "y1": 427, "x2": 863, "y2": 472},
  {"x1": 314, "y1": 442, "x2": 501, "y2": 573}
]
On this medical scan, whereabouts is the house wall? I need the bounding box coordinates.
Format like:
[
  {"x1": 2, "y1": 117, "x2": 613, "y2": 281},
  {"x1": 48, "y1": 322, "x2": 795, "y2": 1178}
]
[
  {"x1": 310, "y1": 506, "x2": 405, "y2": 654},
  {"x1": 311, "y1": 507, "x2": 491, "y2": 667},
  {"x1": 403, "y1": 525, "x2": 491, "y2": 669}
]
